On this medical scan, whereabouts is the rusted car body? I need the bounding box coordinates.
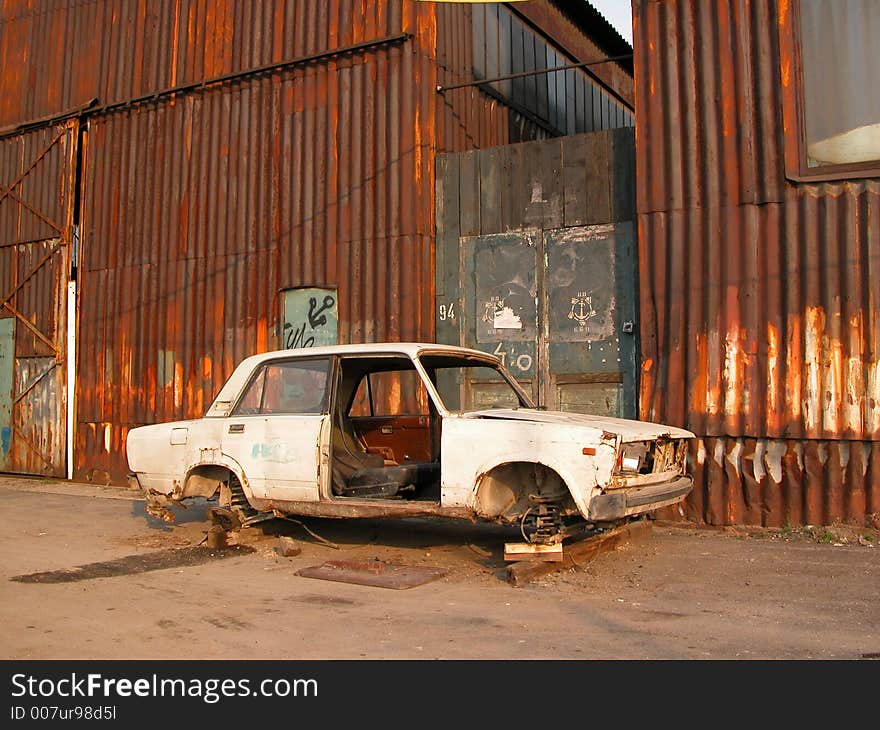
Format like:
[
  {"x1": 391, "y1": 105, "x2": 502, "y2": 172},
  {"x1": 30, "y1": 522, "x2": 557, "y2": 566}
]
[{"x1": 126, "y1": 344, "x2": 693, "y2": 543}]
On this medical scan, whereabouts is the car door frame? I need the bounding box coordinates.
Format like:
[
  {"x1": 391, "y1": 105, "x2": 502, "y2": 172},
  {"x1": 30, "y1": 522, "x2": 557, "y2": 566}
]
[
  {"x1": 221, "y1": 353, "x2": 336, "y2": 503},
  {"x1": 324, "y1": 352, "x2": 443, "y2": 504}
]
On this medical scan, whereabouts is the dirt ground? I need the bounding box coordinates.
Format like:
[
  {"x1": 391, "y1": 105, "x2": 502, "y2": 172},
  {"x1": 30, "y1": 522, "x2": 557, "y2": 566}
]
[{"x1": 0, "y1": 475, "x2": 877, "y2": 660}]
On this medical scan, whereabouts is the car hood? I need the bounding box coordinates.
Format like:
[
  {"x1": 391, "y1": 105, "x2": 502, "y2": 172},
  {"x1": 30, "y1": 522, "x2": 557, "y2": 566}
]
[{"x1": 460, "y1": 408, "x2": 694, "y2": 441}]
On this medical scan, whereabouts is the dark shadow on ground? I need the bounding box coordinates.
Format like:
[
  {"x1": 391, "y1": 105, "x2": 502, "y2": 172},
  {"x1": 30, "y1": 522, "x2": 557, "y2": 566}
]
[
  {"x1": 252, "y1": 515, "x2": 526, "y2": 579},
  {"x1": 11, "y1": 544, "x2": 256, "y2": 584}
]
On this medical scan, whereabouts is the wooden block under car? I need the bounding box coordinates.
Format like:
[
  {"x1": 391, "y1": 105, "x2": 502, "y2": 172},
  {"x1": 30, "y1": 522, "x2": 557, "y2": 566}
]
[{"x1": 504, "y1": 542, "x2": 564, "y2": 562}]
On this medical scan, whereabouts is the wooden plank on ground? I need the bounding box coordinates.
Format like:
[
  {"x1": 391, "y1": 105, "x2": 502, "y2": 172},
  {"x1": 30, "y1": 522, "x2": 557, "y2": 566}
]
[
  {"x1": 504, "y1": 541, "x2": 564, "y2": 562},
  {"x1": 506, "y1": 519, "x2": 653, "y2": 587}
]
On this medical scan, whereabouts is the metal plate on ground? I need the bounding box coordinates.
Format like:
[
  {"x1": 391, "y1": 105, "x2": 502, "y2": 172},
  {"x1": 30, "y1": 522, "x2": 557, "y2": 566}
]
[{"x1": 296, "y1": 560, "x2": 447, "y2": 590}]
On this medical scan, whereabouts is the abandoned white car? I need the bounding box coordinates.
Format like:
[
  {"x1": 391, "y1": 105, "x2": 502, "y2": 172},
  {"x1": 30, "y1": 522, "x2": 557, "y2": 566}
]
[{"x1": 126, "y1": 343, "x2": 694, "y2": 545}]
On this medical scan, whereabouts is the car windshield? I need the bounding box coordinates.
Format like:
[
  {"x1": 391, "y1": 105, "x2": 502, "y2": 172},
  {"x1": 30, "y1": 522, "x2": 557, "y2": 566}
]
[{"x1": 418, "y1": 354, "x2": 534, "y2": 413}]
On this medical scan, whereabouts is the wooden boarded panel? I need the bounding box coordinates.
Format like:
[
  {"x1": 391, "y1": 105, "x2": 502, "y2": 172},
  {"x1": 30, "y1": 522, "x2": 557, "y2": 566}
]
[
  {"x1": 611, "y1": 128, "x2": 636, "y2": 222},
  {"x1": 584, "y1": 131, "x2": 612, "y2": 224},
  {"x1": 500, "y1": 142, "x2": 526, "y2": 232},
  {"x1": 562, "y1": 134, "x2": 587, "y2": 226},
  {"x1": 535, "y1": 136, "x2": 564, "y2": 229},
  {"x1": 479, "y1": 144, "x2": 503, "y2": 234},
  {"x1": 435, "y1": 155, "x2": 461, "y2": 347},
  {"x1": 458, "y1": 150, "x2": 481, "y2": 238},
  {"x1": 557, "y1": 381, "x2": 622, "y2": 416}
]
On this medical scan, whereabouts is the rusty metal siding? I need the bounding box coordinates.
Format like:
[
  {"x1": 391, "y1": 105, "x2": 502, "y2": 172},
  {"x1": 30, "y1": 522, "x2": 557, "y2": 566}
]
[
  {"x1": 0, "y1": 126, "x2": 71, "y2": 366},
  {"x1": 435, "y1": 1, "x2": 510, "y2": 153},
  {"x1": 0, "y1": 0, "x2": 406, "y2": 128},
  {"x1": 433, "y1": 1, "x2": 636, "y2": 154},
  {"x1": 671, "y1": 437, "x2": 880, "y2": 528},
  {"x1": 0, "y1": 126, "x2": 71, "y2": 249},
  {"x1": 75, "y1": 16, "x2": 437, "y2": 484},
  {"x1": 638, "y1": 183, "x2": 880, "y2": 442},
  {"x1": 635, "y1": 0, "x2": 787, "y2": 214},
  {"x1": 513, "y1": 0, "x2": 635, "y2": 107},
  {"x1": 635, "y1": 0, "x2": 880, "y2": 526}
]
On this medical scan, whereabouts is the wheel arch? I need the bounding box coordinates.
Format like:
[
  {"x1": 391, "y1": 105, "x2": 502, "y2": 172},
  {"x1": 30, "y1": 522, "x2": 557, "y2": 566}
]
[
  {"x1": 180, "y1": 457, "x2": 252, "y2": 502},
  {"x1": 472, "y1": 460, "x2": 578, "y2": 522}
]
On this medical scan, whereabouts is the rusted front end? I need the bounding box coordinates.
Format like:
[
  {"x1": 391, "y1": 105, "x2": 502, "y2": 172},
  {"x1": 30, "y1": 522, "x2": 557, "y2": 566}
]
[{"x1": 589, "y1": 437, "x2": 693, "y2": 521}]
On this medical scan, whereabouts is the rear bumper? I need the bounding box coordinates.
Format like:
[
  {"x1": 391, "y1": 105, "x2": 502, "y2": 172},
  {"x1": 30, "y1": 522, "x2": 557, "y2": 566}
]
[{"x1": 588, "y1": 476, "x2": 693, "y2": 522}]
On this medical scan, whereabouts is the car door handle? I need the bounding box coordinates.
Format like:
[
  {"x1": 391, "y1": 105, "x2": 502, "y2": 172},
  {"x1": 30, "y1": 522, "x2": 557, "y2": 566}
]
[
  {"x1": 228, "y1": 424, "x2": 245, "y2": 434},
  {"x1": 380, "y1": 426, "x2": 393, "y2": 434}
]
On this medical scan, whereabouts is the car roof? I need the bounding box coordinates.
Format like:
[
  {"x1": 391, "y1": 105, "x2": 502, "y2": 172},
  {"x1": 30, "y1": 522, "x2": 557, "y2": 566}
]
[
  {"x1": 238, "y1": 342, "x2": 497, "y2": 368},
  {"x1": 206, "y1": 343, "x2": 505, "y2": 417}
]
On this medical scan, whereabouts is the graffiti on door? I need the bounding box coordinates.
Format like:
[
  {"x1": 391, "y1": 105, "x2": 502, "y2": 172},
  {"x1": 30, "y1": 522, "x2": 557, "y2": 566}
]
[{"x1": 282, "y1": 288, "x2": 339, "y2": 349}]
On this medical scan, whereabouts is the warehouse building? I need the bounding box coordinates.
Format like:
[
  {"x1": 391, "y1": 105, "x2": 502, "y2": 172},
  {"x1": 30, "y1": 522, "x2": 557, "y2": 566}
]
[{"x1": 0, "y1": 1, "x2": 634, "y2": 484}]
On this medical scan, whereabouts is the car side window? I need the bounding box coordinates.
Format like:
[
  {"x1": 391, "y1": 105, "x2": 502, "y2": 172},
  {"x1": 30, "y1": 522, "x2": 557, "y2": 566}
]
[
  {"x1": 348, "y1": 367, "x2": 430, "y2": 417},
  {"x1": 233, "y1": 358, "x2": 331, "y2": 415},
  {"x1": 234, "y1": 368, "x2": 266, "y2": 415}
]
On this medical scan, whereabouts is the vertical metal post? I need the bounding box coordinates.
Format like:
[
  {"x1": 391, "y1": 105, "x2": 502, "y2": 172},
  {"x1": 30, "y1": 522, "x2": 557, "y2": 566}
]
[{"x1": 66, "y1": 277, "x2": 76, "y2": 480}]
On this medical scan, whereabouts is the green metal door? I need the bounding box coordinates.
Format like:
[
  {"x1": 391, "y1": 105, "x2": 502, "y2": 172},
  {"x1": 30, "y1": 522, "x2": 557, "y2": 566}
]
[
  {"x1": 434, "y1": 130, "x2": 638, "y2": 418},
  {"x1": 542, "y1": 222, "x2": 638, "y2": 417},
  {"x1": 460, "y1": 231, "x2": 539, "y2": 406},
  {"x1": 440, "y1": 223, "x2": 637, "y2": 418},
  {"x1": 281, "y1": 287, "x2": 339, "y2": 349}
]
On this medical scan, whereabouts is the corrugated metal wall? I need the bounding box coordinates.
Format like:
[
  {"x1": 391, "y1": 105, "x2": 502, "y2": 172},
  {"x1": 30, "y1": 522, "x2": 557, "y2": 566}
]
[
  {"x1": 634, "y1": 0, "x2": 880, "y2": 527},
  {"x1": 433, "y1": 1, "x2": 636, "y2": 153},
  {"x1": 0, "y1": 0, "x2": 633, "y2": 485},
  {"x1": 73, "y1": 2, "x2": 439, "y2": 484},
  {"x1": 435, "y1": 1, "x2": 513, "y2": 153},
  {"x1": 0, "y1": 1, "x2": 414, "y2": 127}
]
